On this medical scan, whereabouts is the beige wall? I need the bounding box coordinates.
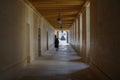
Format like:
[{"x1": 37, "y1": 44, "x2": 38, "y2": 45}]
[
  {"x1": 90, "y1": 0, "x2": 120, "y2": 80},
  {"x1": 40, "y1": 18, "x2": 54, "y2": 54},
  {"x1": 0, "y1": 0, "x2": 55, "y2": 75},
  {"x1": 0, "y1": 0, "x2": 27, "y2": 73},
  {"x1": 70, "y1": 0, "x2": 120, "y2": 80}
]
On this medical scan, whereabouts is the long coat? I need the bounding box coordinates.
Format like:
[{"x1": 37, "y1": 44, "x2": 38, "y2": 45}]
[{"x1": 54, "y1": 38, "x2": 59, "y2": 48}]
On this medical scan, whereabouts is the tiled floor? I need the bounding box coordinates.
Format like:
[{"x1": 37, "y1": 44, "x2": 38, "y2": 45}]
[{"x1": 15, "y1": 44, "x2": 98, "y2": 80}]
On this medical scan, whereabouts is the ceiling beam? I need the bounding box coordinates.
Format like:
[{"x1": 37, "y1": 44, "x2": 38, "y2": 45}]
[
  {"x1": 27, "y1": 0, "x2": 86, "y2": 30},
  {"x1": 29, "y1": 0, "x2": 84, "y2": 5}
]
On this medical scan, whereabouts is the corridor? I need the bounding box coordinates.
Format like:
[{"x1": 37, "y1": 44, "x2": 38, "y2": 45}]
[
  {"x1": 16, "y1": 44, "x2": 98, "y2": 80},
  {"x1": 0, "y1": 0, "x2": 120, "y2": 80}
]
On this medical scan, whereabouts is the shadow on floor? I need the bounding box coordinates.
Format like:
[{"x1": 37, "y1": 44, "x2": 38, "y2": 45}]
[
  {"x1": 69, "y1": 68, "x2": 100, "y2": 80},
  {"x1": 18, "y1": 68, "x2": 99, "y2": 80},
  {"x1": 2, "y1": 44, "x2": 99, "y2": 80}
]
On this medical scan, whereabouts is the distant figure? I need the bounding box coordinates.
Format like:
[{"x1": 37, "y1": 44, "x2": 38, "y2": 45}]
[{"x1": 54, "y1": 36, "x2": 59, "y2": 51}]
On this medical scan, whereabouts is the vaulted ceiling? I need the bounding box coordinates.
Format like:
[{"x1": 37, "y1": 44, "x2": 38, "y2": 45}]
[{"x1": 26, "y1": 0, "x2": 86, "y2": 30}]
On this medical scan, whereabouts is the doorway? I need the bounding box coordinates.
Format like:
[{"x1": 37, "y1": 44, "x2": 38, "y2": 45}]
[
  {"x1": 46, "y1": 32, "x2": 49, "y2": 50},
  {"x1": 26, "y1": 23, "x2": 30, "y2": 63},
  {"x1": 59, "y1": 31, "x2": 68, "y2": 45},
  {"x1": 38, "y1": 28, "x2": 41, "y2": 56}
]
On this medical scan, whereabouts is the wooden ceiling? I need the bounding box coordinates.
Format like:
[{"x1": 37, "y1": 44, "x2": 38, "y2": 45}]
[{"x1": 27, "y1": 0, "x2": 86, "y2": 30}]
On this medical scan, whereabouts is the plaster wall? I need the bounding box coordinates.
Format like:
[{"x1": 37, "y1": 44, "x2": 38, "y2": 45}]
[
  {"x1": 90, "y1": 0, "x2": 120, "y2": 80},
  {"x1": 0, "y1": 0, "x2": 27, "y2": 73},
  {"x1": 70, "y1": 0, "x2": 120, "y2": 79},
  {"x1": 0, "y1": 0, "x2": 55, "y2": 75},
  {"x1": 40, "y1": 18, "x2": 54, "y2": 54}
]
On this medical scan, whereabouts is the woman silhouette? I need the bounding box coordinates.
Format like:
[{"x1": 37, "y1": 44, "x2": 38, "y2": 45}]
[{"x1": 54, "y1": 35, "x2": 59, "y2": 51}]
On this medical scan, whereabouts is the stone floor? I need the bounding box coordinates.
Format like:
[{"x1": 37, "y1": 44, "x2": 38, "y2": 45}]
[{"x1": 7, "y1": 44, "x2": 99, "y2": 80}]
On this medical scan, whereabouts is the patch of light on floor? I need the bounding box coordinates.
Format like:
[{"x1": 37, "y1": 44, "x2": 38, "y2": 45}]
[{"x1": 59, "y1": 40, "x2": 69, "y2": 45}]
